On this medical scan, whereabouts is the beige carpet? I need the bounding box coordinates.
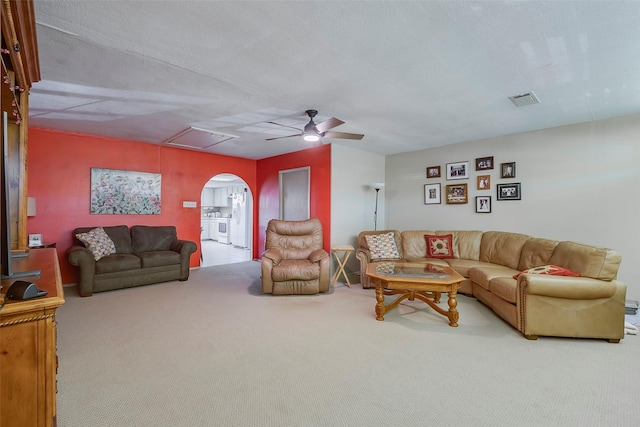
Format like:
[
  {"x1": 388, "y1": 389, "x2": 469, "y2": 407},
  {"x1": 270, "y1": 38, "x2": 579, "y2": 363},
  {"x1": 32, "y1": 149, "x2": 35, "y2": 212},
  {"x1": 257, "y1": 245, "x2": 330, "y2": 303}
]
[{"x1": 56, "y1": 261, "x2": 639, "y2": 427}]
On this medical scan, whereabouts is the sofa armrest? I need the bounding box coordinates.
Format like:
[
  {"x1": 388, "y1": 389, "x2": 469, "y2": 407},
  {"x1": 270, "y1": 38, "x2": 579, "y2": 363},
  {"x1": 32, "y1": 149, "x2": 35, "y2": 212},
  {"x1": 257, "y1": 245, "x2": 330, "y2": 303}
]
[
  {"x1": 66, "y1": 245, "x2": 96, "y2": 297},
  {"x1": 518, "y1": 274, "x2": 617, "y2": 300},
  {"x1": 261, "y1": 250, "x2": 280, "y2": 294},
  {"x1": 355, "y1": 248, "x2": 372, "y2": 288},
  {"x1": 171, "y1": 239, "x2": 197, "y2": 280},
  {"x1": 171, "y1": 239, "x2": 196, "y2": 253},
  {"x1": 309, "y1": 248, "x2": 329, "y2": 263},
  {"x1": 262, "y1": 248, "x2": 282, "y2": 265}
]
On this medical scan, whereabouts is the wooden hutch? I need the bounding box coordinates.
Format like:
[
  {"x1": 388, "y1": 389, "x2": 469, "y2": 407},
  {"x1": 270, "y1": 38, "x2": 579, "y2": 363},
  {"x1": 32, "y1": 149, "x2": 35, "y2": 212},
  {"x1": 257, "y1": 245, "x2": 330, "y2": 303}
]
[{"x1": 1, "y1": 1, "x2": 65, "y2": 426}]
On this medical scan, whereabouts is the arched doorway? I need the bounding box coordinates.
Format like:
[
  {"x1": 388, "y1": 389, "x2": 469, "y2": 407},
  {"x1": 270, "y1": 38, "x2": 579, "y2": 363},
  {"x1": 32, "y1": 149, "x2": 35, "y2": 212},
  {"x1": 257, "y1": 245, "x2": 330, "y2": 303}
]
[{"x1": 200, "y1": 173, "x2": 252, "y2": 267}]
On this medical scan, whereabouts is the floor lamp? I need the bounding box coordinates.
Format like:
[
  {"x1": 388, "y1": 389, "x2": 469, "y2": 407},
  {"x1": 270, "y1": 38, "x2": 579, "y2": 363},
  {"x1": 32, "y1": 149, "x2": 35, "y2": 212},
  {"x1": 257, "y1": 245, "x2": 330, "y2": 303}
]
[{"x1": 372, "y1": 182, "x2": 385, "y2": 230}]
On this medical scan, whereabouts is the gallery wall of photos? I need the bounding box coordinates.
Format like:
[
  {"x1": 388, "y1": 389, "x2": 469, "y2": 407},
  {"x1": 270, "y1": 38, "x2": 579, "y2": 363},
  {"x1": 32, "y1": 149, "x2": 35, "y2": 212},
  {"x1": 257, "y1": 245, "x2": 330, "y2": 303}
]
[{"x1": 424, "y1": 156, "x2": 521, "y2": 213}]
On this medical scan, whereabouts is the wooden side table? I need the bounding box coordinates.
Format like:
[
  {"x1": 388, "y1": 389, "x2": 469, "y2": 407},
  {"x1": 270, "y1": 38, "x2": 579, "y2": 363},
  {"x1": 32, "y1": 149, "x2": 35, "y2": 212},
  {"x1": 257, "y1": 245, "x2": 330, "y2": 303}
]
[
  {"x1": 29, "y1": 242, "x2": 57, "y2": 249},
  {"x1": 331, "y1": 245, "x2": 355, "y2": 288}
]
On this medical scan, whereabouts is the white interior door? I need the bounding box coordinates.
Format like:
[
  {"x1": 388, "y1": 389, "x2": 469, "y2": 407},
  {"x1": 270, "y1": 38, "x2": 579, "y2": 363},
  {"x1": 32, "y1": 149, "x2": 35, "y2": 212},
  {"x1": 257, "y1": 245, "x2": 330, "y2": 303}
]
[{"x1": 279, "y1": 167, "x2": 310, "y2": 221}]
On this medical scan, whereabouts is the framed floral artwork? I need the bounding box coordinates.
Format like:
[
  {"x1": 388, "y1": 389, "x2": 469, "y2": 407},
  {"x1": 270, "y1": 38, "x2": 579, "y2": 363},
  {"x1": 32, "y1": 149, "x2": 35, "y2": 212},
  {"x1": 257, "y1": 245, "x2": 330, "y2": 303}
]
[
  {"x1": 90, "y1": 168, "x2": 162, "y2": 214},
  {"x1": 445, "y1": 183, "x2": 468, "y2": 204},
  {"x1": 424, "y1": 183, "x2": 441, "y2": 204}
]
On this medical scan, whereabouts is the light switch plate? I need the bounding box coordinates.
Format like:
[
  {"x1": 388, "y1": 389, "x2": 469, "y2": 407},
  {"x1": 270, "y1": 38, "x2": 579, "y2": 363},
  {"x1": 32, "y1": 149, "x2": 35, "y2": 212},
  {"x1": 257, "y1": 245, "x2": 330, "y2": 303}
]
[{"x1": 183, "y1": 201, "x2": 197, "y2": 208}]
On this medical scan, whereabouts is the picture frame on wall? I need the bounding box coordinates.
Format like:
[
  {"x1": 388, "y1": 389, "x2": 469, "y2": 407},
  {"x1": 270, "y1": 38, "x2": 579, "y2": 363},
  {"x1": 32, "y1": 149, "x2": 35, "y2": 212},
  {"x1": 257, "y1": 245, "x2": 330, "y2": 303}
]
[
  {"x1": 501, "y1": 162, "x2": 516, "y2": 178},
  {"x1": 497, "y1": 183, "x2": 521, "y2": 200},
  {"x1": 424, "y1": 183, "x2": 441, "y2": 204},
  {"x1": 477, "y1": 175, "x2": 490, "y2": 190},
  {"x1": 475, "y1": 156, "x2": 494, "y2": 170},
  {"x1": 446, "y1": 161, "x2": 469, "y2": 180},
  {"x1": 446, "y1": 183, "x2": 468, "y2": 204},
  {"x1": 426, "y1": 166, "x2": 441, "y2": 178},
  {"x1": 476, "y1": 196, "x2": 491, "y2": 213},
  {"x1": 90, "y1": 168, "x2": 162, "y2": 214}
]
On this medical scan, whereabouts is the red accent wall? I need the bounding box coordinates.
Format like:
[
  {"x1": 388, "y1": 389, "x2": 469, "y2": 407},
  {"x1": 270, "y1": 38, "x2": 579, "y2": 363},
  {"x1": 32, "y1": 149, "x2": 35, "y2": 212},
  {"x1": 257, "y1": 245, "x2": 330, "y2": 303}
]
[
  {"x1": 256, "y1": 145, "x2": 332, "y2": 255},
  {"x1": 27, "y1": 128, "x2": 257, "y2": 284}
]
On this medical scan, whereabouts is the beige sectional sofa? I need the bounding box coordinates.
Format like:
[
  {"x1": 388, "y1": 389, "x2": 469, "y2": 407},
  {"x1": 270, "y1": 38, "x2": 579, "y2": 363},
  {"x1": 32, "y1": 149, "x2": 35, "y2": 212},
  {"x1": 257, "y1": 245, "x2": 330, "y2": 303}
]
[{"x1": 356, "y1": 230, "x2": 626, "y2": 342}]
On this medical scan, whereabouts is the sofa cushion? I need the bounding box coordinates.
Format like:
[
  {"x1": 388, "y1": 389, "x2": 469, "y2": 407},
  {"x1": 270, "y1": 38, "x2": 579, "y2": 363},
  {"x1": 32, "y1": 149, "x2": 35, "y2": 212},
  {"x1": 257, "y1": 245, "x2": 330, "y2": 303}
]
[
  {"x1": 272, "y1": 259, "x2": 320, "y2": 281},
  {"x1": 517, "y1": 238, "x2": 559, "y2": 271},
  {"x1": 75, "y1": 227, "x2": 116, "y2": 261},
  {"x1": 437, "y1": 230, "x2": 483, "y2": 260},
  {"x1": 479, "y1": 231, "x2": 531, "y2": 270},
  {"x1": 446, "y1": 259, "x2": 498, "y2": 279},
  {"x1": 365, "y1": 232, "x2": 401, "y2": 260},
  {"x1": 425, "y1": 234, "x2": 454, "y2": 259},
  {"x1": 95, "y1": 254, "x2": 142, "y2": 273},
  {"x1": 137, "y1": 251, "x2": 181, "y2": 268},
  {"x1": 104, "y1": 225, "x2": 133, "y2": 254},
  {"x1": 131, "y1": 226, "x2": 177, "y2": 253},
  {"x1": 74, "y1": 225, "x2": 132, "y2": 254},
  {"x1": 468, "y1": 265, "x2": 520, "y2": 292},
  {"x1": 488, "y1": 276, "x2": 518, "y2": 304},
  {"x1": 549, "y1": 241, "x2": 621, "y2": 281},
  {"x1": 400, "y1": 230, "x2": 436, "y2": 259},
  {"x1": 513, "y1": 264, "x2": 580, "y2": 280}
]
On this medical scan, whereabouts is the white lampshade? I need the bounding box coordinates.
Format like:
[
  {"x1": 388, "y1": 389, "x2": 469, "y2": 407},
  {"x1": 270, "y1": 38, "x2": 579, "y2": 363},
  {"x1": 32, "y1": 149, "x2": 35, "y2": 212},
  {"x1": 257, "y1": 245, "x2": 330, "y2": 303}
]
[{"x1": 372, "y1": 182, "x2": 385, "y2": 190}]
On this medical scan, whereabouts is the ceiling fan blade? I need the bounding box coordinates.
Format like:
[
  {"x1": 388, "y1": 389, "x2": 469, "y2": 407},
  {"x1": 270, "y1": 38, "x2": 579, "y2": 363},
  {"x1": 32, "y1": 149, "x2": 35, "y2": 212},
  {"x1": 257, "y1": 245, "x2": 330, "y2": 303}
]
[
  {"x1": 266, "y1": 121, "x2": 302, "y2": 132},
  {"x1": 265, "y1": 134, "x2": 300, "y2": 141},
  {"x1": 323, "y1": 131, "x2": 365, "y2": 140},
  {"x1": 316, "y1": 117, "x2": 345, "y2": 133}
]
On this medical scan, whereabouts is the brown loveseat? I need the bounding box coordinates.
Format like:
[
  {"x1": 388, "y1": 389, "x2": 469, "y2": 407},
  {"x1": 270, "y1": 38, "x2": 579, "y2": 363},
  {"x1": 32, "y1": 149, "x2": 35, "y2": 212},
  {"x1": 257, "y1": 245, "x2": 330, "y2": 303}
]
[
  {"x1": 356, "y1": 230, "x2": 626, "y2": 342},
  {"x1": 67, "y1": 225, "x2": 197, "y2": 297}
]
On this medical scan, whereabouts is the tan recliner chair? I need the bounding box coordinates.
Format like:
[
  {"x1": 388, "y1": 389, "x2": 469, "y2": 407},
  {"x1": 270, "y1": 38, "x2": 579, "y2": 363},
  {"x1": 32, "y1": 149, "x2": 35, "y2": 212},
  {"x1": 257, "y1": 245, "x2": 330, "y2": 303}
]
[{"x1": 261, "y1": 218, "x2": 330, "y2": 295}]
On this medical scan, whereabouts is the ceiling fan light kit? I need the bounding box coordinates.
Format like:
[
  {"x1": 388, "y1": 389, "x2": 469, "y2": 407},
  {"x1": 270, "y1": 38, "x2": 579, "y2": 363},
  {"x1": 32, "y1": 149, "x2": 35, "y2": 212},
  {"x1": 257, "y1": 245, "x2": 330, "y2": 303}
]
[{"x1": 265, "y1": 109, "x2": 364, "y2": 143}]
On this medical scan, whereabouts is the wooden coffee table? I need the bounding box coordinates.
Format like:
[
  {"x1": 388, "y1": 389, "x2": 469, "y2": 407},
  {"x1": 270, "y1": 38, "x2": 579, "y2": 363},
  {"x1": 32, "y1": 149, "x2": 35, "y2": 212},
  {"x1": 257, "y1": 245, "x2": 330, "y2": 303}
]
[{"x1": 366, "y1": 262, "x2": 464, "y2": 327}]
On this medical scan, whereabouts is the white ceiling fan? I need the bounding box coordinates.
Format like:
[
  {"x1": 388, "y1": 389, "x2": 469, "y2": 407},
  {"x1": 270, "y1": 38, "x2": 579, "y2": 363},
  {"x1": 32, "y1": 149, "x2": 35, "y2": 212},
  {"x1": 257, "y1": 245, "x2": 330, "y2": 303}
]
[{"x1": 265, "y1": 110, "x2": 364, "y2": 144}]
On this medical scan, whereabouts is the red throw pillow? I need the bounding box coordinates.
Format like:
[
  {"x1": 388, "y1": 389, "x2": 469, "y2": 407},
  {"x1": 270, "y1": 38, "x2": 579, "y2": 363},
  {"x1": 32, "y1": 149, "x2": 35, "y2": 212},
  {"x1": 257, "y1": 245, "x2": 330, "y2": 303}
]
[
  {"x1": 513, "y1": 264, "x2": 580, "y2": 279},
  {"x1": 425, "y1": 234, "x2": 454, "y2": 259}
]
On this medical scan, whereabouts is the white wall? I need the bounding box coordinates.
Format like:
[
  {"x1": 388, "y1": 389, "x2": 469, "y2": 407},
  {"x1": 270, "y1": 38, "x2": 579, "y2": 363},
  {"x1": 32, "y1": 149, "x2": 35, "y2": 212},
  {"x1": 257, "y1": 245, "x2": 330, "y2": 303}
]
[
  {"x1": 331, "y1": 144, "x2": 386, "y2": 281},
  {"x1": 385, "y1": 113, "x2": 640, "y2": 300}
]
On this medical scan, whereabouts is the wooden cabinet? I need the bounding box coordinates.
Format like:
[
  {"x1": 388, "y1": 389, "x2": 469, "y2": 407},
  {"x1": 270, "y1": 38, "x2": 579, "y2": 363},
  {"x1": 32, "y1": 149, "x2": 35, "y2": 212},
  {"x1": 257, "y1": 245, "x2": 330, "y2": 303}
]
[
  {"x1": 1, "y1": 249, "x2": 64, "y2": 427},
  {"x1": 1, "y1": 0, "x2": 41, "y2": 252}
]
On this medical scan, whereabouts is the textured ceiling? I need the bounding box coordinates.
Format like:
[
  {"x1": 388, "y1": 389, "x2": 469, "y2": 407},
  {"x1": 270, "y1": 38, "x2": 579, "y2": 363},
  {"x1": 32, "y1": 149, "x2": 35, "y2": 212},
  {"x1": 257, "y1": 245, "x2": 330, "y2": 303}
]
[{"x1": 29, "y1": 1, "x2": 640, "y2": 160}]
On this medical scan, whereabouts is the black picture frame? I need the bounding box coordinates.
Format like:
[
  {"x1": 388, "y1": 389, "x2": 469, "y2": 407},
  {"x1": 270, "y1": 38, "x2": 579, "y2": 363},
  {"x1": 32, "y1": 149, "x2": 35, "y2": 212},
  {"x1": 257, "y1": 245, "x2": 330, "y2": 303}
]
[
  {"x1": 475, "y1": 196, "x2": 491, "y2": 213},
  {"x1": 500, "y1": 162, "x2": 516, "y2": 178},
  {"x1": 497, "y1": 183, "x2": 521, "y2": 200}
]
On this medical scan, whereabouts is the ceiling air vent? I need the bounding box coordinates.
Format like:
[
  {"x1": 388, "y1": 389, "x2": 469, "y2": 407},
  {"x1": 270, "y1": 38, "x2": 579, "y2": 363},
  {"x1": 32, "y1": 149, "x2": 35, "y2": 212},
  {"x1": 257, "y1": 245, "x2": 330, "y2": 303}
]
[
  {"x1": 164, "y1": 126, "x2": 238, "y2": 149},
  {"x1": 508, "y1": 91, "x2": 540, "y2": 107}
]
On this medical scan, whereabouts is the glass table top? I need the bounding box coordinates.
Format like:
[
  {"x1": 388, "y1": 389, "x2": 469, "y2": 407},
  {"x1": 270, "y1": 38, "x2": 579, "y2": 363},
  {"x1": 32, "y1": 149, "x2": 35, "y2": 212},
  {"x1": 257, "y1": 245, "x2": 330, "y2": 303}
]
[{"x1": 373, "y1": 262, "x2": 451, "y2": 279}]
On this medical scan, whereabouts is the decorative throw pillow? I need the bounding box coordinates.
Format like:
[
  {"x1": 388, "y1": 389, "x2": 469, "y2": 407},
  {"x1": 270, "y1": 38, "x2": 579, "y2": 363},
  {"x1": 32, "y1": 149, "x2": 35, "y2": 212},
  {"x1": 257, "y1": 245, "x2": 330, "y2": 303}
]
[
  {"x1": 76, "y1": 227, "x2": 116, "y2": 261},
  {"x1": 513, "y1": 264, "x2": 580, "y2": 280},
  {"x1": 425, "y1": 234, "x2": 454, "y2": 259},
  {"x1": 365, "y1": 232, "x2": 401, "y2": 260}
]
